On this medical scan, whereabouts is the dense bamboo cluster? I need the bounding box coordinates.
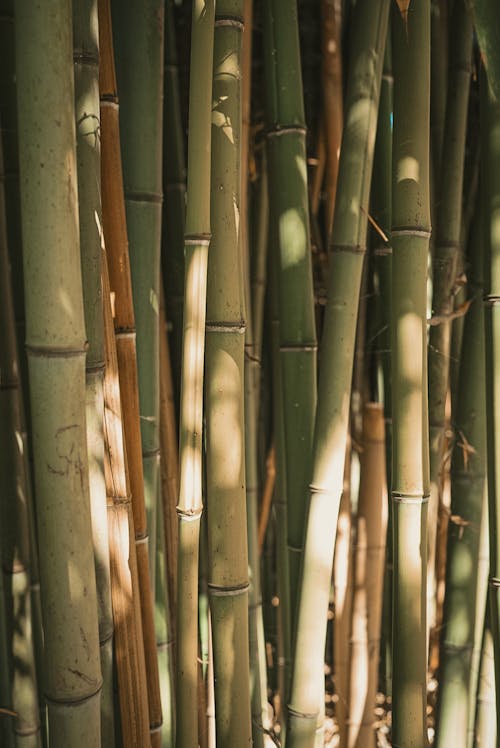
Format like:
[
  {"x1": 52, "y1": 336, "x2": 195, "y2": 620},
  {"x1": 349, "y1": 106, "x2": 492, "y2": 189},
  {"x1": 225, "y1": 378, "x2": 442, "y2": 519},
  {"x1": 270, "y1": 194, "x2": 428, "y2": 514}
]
[{"x1": 3, "y1": 1, "x2": 500, "y2": 746}]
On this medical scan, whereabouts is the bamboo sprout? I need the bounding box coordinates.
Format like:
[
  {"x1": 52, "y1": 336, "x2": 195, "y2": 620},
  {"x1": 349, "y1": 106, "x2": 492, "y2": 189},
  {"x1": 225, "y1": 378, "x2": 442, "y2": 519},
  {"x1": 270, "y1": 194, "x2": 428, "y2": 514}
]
[
  {"x1": 285, "y1": 2, "x2": 390, "y2": 744},
  {"x1": 347, "y1": 405, "x2": 387, "y2": 748},
  {"x1": 15, "y1": 1, "x2": 102, "y2": 742},
  {"x1": 205, "y1": 3, "x2": 252, "y2": 744},
  {"x1": 175, "y1": 1, "x2": 215, "y2": 745},
  {"x1": 98, "y1": 0, "x2": 162, "y2": 737},
  {"x1": 391, "y1": 2, "x2": 431, "y2": 744}
]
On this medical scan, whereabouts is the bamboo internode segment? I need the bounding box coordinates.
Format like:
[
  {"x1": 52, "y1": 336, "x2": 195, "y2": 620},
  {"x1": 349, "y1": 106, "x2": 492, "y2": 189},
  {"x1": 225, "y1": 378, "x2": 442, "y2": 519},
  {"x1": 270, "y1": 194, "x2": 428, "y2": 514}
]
[
  {"x1": 15, "y1": 1, "x2": 102, "y2": 743},
  {"x1": 285, "y1": 2, "x2": 390, "y2": 745}
]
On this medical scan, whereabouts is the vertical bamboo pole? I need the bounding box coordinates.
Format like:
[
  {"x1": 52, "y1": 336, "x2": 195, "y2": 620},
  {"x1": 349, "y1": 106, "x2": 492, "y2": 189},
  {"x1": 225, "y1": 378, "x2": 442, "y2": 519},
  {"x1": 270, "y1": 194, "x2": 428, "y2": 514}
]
[
  {"x1": 482, "y1": 67, "x2": 500, "y2": 740},
  {"x1": 467, "y1": 0, "x2": 500, "y2": 101},
  {"x1": 102, "y1": 257, "x2": 151, "y2": 747},
  {"x1": 427, "y1": 0, "x2": 473, "y2": 646},
  {"x1": 175, "y1": 1, "x2": 215, "y2": 746},
  {"x1": 15, "y1": 1, "x2": 102, "y2": 743},
  {"x1": 347, "y1": 404, "x2": 387, "y2": 748},
  {"x1": 0, "y1": 132, "x2": 41, "y2": 748},
  {"x1": 205, "y1": 2, "x2": 252, "y2": 744},
  {"x1": 391, "y1": 1, "x2": 431, "y2": 745},
  {"x1": 73, "y1": 3, "x2": 114, "y2": 742},
  {"x1": 285, "y1": 2, "x2": 390, "y2": 745},
  {"x1": 98, "y1": 1, "x2": 162, "y2": 738},
  {"x1": 473, "y1": 619, "x2": 497, "y2": 747},
  {"x1": 262, "y1": 0, "x2": 318, "y2": 624}
]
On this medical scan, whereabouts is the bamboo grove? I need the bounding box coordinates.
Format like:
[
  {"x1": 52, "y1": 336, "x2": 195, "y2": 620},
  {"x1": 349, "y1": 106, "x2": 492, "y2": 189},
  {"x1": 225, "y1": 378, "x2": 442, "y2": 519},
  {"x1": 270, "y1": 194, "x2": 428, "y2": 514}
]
[{"x1": 3, "y1": 0, "x2": 500, "y2": 746}]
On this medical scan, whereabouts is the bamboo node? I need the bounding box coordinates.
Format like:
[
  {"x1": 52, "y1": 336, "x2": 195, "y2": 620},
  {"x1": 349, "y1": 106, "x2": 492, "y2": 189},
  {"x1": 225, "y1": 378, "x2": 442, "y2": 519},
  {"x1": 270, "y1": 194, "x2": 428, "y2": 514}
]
[
  {"x1": 267, "y1": 124, "x2": 307, "y2": 138},
  {"x1": 214, "y1": 16, "x2": 244, "y2": 30},
  {"x1": 206, "y1": 320, "x2": 246, "y2": 333},
  {"x1": 391, "y1": 492, "x2": 429, "y2": 504},
  {"x1": 391, "y1": 227, "x2": 432, "y2": 239},
  {"x1": 176, "y1": 506, "x2": 203, "y2": 521},
  {"x1": 489, "y1": 576, "x2": 500, "y2": 588},
  {"x1": 25, "y1": 343, "x2": 87, "y2": 358},
  {"x1": 208, "y1": 581, "x2": 249, "y2": 597},
  {"x1": 184, "y1": 233, "x2": 211, "y2": 246},
  {"x1": 330, "y1": 243, "x2": 366, "y2": 255},
  {"x1": 287, "y1": 705, "x2": 318, "y2": 720},
  {"x1": 73, "y1": 50, "x2": 99, "y2": 67},
  {"x1": 125, "y1": 190, "x2": 163, "y2": 205}
]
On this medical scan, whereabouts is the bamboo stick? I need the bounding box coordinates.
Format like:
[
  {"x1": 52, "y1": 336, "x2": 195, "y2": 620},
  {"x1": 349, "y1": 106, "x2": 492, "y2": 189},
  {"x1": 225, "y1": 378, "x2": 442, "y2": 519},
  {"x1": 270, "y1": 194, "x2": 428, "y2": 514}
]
[
  {"x1": 175, "y1": 1, "x2": 215, "y2": 745},
  {"x1": 205, "y1": 3, "x2": 252, "y2": 744},
  {"x1": 15, "y1": 1, "x2": 102, "y2": 742},
  {"x1": 391, "y1": 1, "x2": 431, "y2": 744},
  {"x1": 473, "y1": 618, "x2": 497, "y2": 747},
  {"x1": 285, "y1": 2, "x2": 390, "y2": 744},
  {"x1": 467, "y1": 0, "x2": 500, "y2": 101},
  {"x1": 98, "y1": 1, "x2": 162, "y2": 737}
]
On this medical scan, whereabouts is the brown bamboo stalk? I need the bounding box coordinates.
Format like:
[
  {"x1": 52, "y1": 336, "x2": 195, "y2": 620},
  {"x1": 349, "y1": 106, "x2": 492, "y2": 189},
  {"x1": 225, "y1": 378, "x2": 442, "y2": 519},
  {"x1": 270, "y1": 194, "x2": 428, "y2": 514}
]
[
  {"x1": 347, "y1": 404, "x2": 388, "y2": 748},
  {"x1": 98, "y1": 0, "x2": 162, "y2": 739},
  {"x1": 258, "y1": 444, "x2": 277, "y2": 553}
]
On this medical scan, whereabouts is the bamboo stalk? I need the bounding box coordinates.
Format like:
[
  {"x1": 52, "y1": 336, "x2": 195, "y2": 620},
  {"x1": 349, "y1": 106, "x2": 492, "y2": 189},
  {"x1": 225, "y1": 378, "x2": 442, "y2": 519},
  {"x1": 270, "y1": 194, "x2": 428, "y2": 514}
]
[
  {"x1": 473, "y1": 618, "x2": 497, "y2": 747},
  {"x1": 205, "y1": 3, "x2": 252, "y2": 744},
  {"x1": 347, "y1": 405, "x2": 387, "y2": 748},
  {"x1": 98, "y1": 1, "x2": 162, "y2": 737},
  {"x1": 434, "y1": 194, "x2": 485, "y2": 745},
  {"x1": 427, "y1": 0, "x2": 473, "y2": 647},
  {"x1": 175, "y1": 1, "x2": 215, "y2": 745},
  {"x1": 162, "y1": 0, "x2": 187, "y2": 409},
  {"x1": 285, "y1": 2, "x2": 390, "y2": 745},
  {"x1": 102, "y1": 257, "x2": 151, "y2": 747},
  {"x1": 156, "y1": 490, "x2": 174, "y2": 747},
  {"x1": 467, "y1": 0, "x2": 500, "y2": 101},
  {"x1": 391, "y1": 2, "x2": 431, "y2": 744},
  {"x1": 73, "y1": 3, "x2": 115, "y2": 742},
  {"x1": 482, "y1": 66, "x2": 500, "y2": 740},
  {"x1": 262, "y1": 0, "x2": 318, "y2": 628},
  {"x1": 0, "y1": 128, "x2": 41, "y2": 748},
  {"x1": 15, "y1": 1, "x2": 102, "y2": 742}
]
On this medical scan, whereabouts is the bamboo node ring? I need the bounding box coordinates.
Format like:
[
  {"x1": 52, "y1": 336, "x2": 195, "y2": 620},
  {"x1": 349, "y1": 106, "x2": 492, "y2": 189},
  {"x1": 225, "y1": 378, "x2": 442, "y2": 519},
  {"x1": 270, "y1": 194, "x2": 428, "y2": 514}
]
[
  {"x1": 489, "y1": 576, "x2": 500, "y2": 588},
  {"x1": 215, "y1": 16, "x2": 244, "y2": 30},
  {"x1": 267, "y1": 124, "x2": 307, "y2": 137},
  {"x1": 287, "y1": 705, "x2": 318, "y2": 720},
  {"x1": 176, "y1": 506, "x2": 203, "y2": 521},
  {"x1": 184, "y1": 233, "x2": 211, "y2": 246},
  {"x1": 208, "y1": 582, "x2": 249, "y2": 597},
  {"x1": 392, "y1": 491, "x2": 429, "y2": 504}
]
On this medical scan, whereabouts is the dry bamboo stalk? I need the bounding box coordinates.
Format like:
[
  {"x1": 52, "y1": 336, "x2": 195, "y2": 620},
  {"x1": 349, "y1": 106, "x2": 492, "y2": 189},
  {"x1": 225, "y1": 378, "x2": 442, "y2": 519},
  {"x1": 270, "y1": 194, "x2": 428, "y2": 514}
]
[
  {"x1": 321, "y1": 0, "x2": 343, "y2": 241},
  {"x1": 102, "y1": 252, "x2": 151, "y2": 747},
  {"x1": 310, "y1": 121, "x2": 327, "y2": 220},
  {"x1": 159, "y1": 285, "x2": 179, "y2": 652},
  {"x1": 334, "y1": 440, "x2": 354, "y2": 748},
  {"x1": 258, "y1": 445, "x2": 277, "y2": 553},
  {"x1": 98, "y1": 0, "x2": 162, "y2": 738},
  {"x1": 347, "y1": 404, "x2": 388, "y2": 748}
]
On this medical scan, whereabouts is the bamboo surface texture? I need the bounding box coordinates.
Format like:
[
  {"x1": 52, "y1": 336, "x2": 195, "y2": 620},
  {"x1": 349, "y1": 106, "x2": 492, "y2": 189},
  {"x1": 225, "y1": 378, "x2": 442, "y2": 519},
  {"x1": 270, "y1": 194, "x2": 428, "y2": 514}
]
[{"x1": 15, "y1": 1, "x2": 102, "y2": 743}]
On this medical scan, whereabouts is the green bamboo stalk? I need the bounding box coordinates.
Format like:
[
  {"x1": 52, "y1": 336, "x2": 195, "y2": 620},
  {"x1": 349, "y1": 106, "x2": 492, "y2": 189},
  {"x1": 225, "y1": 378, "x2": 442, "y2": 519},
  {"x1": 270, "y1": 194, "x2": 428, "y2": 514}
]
[
  {"x1": 112, "y1": 0, "x2": 165, "y2": 595},
  {"x1": 391, "y1": 2, "x2": 431, "y2": 745},
  {"x1": 430, "y1": 0, "x2": 448, "y2": 194},
  {"x1": 473, "y1": 617, "x2": 497, "y2": 747},
  {"x1": 73, "y1": 3, "x2": 114, "y2": 743},
  {"x1": 0, "y1": 568, "x2": 15, "y2": 748},
  {"x1": 156, "y1": 489, "x2": 174, "y2": 747},
  {"x1": 162, "y1": 0, "x2": 187, "y2": 409},
  {"x1": 434, "y1": 179, "x2": 486, "y2": 746},
  {"x1": 205, "y1": 2, "x2": 252, "y2": 744},
  {"x1": 427, "y1": 0, "x2": 473, "y2": 647},
  {"x1": 482, "y1": 66, "x2": 500, "y2": 740},
  {"x1": 371, "y1": 37, "x2": 393, "y2": 700},
  {"x1": 0, "y1": 128, "x2": 41, "y2": 748},
  {"x1": 262, "y1": 0, "x2": 318, "y2": 622},
  {"x1": 467, "y1": 1, "x2": 500, "y2": 101},
  {"x1": 285, "y1": 2, "x2": 390, "y2": 745},
  {"x1": 15, "y1": 1, "x2": 102, "y2": 743},
  {"x1": 175, "y1": 1, "x2": 215, "y2": 746}
]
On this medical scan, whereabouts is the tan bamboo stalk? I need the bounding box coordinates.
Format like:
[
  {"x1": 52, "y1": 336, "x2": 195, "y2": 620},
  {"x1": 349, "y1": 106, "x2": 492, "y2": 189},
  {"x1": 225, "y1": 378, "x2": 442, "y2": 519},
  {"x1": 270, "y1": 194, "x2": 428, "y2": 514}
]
[
  {"x1": 15, "y1": 1, "x2": 102, "y2": 742},
  {"x1": 98, "y1": 0, "x2": 162, "y2": 738},
  {"x1": 102, "y1": 256, "x2": 150, "y2": 747},
  {"x1": 347, "y1": 404, "x2": 387, "y2": 748},
  {"x1": 321, "y1": 0, "x2": 343, "y2": 241},
  {"x1": 155, "y1": 490, "x2": 174, "y2": 747},
  {"x1": 334, "y1": 441, "x2": 354, "y2": 748},
  {"x1": 175, "y1": 1, "x2": 215, "y2": 745},
  {"x1": 159, "y1": 286, "x2": 179, "y2": 652},
  {"x1": 73, "y1": 3, "x2": 114, "y2": 741},
  {"x1": 205, "y1": 2, "x2": 252, "y2": 744}
]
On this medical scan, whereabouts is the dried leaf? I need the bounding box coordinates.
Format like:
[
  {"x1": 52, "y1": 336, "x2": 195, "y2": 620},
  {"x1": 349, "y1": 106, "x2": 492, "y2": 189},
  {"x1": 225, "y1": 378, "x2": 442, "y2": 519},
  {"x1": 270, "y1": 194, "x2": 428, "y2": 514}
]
[{"x1": 395, "y1": 0, "x2": 411, "y2": 21}]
